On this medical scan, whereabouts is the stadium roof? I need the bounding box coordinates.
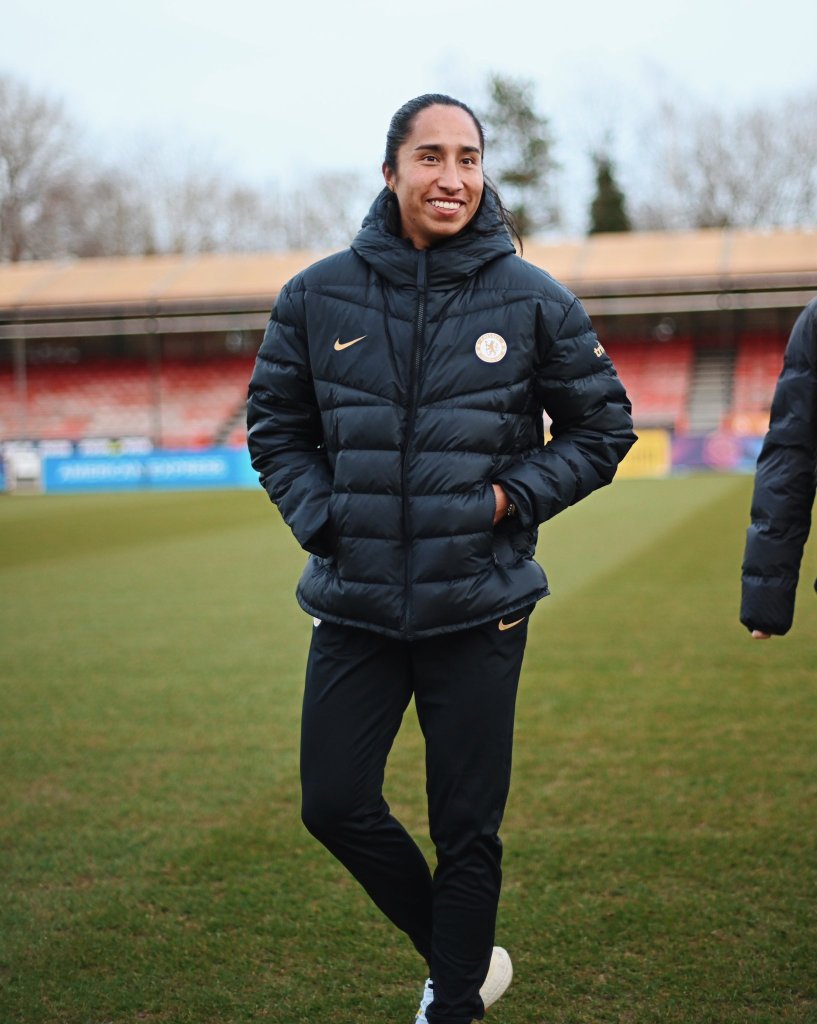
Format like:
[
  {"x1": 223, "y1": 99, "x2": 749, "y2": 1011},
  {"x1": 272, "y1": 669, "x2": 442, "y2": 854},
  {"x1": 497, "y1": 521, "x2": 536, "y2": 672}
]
[{"x1": 1, "y1": 227, "x2": 816, "y2": 339}]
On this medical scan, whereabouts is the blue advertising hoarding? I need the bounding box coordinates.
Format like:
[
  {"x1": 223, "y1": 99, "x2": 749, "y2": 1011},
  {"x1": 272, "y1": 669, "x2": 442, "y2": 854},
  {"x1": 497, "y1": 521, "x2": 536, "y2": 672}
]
[
  {"x1": 33, "y1": 432, "x2": 766, "y2": 495},
  {"x1": 42, "y1": 449, "x2": 258, "y2": 494}
]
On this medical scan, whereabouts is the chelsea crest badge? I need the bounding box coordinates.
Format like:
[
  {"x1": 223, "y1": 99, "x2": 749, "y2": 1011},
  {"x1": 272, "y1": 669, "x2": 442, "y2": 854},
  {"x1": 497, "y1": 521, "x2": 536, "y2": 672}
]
[{"x1": 475, "y1": 332, "x2": 507, "y2": 363}]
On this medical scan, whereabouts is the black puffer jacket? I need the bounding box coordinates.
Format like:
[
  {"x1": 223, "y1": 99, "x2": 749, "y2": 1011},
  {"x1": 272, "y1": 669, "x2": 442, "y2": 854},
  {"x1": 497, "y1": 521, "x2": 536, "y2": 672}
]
[
  {"x1": 247, "y1": 190, "x2": 636, "y2": 639},
  {"x1": 741, "y1": 297, "x2": 817, "y2": 635}
]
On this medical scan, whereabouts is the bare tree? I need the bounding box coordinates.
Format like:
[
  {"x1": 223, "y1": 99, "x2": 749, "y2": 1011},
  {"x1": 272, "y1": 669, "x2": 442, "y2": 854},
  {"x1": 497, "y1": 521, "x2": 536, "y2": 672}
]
[
  {"x1": 279, "y1": 171, "x2": 369, "y2": 250},
  {"x1": 0, "y1": 74, "x2": 85, "y2": 260},
  {"x1": 58, "y1": 168, "x2": 157, "y2": 257},
  {"x1": 632, "y1": 89, "x2": 817, "y2": 230},
  {"x1": 0, "y1": 73, "x2": 368, "y2": 261},
  {"x1": 126, "y1": 142, "x2": 367, "y2": 254}
]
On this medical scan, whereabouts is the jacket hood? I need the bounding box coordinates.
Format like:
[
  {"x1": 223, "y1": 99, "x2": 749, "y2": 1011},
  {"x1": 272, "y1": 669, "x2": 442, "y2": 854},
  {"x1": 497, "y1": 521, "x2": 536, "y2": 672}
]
[{"x1": 350, "y1": 187, "x2": 516, "y2": 288}]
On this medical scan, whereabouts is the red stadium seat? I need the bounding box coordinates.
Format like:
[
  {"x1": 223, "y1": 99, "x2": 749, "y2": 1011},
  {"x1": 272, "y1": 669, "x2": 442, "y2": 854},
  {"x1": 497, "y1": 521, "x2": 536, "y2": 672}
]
[
  {"x1": 0, "y1": 356, "x2": 255, "y2": 448},
  {"x1": 604, "y1": 339, "x2": 694, "y2": 430},
  {"x1": 727, "y1": 335, "x2": 787, "y2": 430}
]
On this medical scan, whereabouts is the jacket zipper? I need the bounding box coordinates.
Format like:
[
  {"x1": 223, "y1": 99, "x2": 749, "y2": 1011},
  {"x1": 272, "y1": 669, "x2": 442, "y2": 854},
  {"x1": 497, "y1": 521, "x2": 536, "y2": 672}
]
[{"x1": 401, "y1": 250, "x2": 428, "y2": 640}]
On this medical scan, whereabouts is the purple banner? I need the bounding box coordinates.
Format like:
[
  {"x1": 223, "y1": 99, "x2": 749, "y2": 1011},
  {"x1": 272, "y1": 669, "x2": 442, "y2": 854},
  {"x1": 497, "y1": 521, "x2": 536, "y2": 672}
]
[{"x1": 672, "y1": 433, "x2": 764, "y2": 473}]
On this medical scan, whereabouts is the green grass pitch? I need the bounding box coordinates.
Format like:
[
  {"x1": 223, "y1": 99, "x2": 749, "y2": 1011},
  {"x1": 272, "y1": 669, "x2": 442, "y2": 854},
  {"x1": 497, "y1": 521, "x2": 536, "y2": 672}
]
[{"x1": 1, "y1": 477, "x2": 815, "y2": 1024}]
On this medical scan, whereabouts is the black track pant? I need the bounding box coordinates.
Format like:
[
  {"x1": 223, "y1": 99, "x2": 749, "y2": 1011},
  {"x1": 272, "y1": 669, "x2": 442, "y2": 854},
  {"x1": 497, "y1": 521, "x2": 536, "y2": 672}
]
[{"x1": 299, "y1": 607, "x2": 531, "y2": 1024}]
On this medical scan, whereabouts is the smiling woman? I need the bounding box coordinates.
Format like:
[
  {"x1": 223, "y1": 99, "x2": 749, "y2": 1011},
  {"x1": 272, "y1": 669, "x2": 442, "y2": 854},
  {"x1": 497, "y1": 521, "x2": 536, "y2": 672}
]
[
  {"x1": 383, "y1": 104, "x2": 484, "y2": 249},
  {"x1": 246, "y1": 92, "x2": 636, "y2": 1024},
  {"x1": 381, "y1": 93, "x2": 521, "y2": 252}
]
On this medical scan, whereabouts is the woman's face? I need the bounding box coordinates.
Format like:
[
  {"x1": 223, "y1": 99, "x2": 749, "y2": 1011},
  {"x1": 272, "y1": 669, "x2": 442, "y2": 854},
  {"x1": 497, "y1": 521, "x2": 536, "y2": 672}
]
[{"x1": 383, "y1": 104, "x2": 484, "y2": 250}]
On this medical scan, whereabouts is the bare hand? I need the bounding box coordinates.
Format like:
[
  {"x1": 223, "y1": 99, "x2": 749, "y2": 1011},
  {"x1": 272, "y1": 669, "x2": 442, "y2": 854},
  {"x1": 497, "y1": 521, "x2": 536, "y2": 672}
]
[
  {"x1": 492, "y1": 484, "x2": 509, "y2": 524},
  {"x1": 751, "y1": 630, "x2": 772, "y2": 639}
]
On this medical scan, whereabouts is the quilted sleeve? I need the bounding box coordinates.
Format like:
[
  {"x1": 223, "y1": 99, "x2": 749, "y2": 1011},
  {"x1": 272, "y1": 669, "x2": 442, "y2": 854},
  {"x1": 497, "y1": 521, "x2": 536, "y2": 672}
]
[
  {"x1": 246, "y1": 279, "x2": 334, "y2": 556},
  {"x1": 495, "y1": 295, "x2": 637, "y2": 526},
  {"x1": 740, "y1": 300, "x2": 817, "y2": 635}
]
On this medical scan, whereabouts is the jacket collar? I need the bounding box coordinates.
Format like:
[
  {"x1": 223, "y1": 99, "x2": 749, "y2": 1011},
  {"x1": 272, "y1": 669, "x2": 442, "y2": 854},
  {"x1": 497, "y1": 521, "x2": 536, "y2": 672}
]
[{"x1": 350, "y1": 188, "x2": 515, "y2": 288}]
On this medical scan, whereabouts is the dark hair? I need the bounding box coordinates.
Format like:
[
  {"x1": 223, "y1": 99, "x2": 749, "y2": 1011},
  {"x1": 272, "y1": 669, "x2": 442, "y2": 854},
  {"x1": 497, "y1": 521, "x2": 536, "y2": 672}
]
[
  {"x1": 384, "y1": 93, "x2": 484, "y2": 172},
  {"x1": 383, "y1": 93, "x2": 522, "y2": 251}
]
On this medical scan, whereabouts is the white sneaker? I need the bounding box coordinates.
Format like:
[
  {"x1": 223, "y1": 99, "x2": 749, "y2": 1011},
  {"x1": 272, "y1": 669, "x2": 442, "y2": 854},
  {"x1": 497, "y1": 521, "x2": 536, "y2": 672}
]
[
  {"x1": 415, "y1": 977, "x2": 433, "y2": 1023},
  {"x1": 414, "y1": 947, "x2": 512, "y2": 1021},
  {"x1": 479, "y1": 946, "x2": 513, "y2": 1009}
]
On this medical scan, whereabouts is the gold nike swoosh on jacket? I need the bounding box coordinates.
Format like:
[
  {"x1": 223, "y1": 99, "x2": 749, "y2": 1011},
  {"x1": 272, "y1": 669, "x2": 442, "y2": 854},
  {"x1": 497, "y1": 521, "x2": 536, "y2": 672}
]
[
  {"x1": 333, "y1": 335, "x2": 367, "y2": 351},
  {"x1": 498, "y1": 616, "x2": 526, "y2": 631}
]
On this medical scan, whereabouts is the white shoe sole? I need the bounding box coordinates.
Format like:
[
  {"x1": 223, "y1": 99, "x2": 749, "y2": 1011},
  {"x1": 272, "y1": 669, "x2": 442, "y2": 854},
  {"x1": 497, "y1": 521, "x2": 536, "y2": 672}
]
[{"x1": 479, "y1": 946, "x2": 513, "y2": 1009}]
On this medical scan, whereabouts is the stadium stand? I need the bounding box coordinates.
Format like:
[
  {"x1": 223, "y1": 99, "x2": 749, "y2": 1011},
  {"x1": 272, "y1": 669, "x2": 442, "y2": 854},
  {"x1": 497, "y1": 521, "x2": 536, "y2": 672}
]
[
  {"x1": 156, "y1": 357, "x2": 254, "y2": 448},
  {"x1": 0, "y1": 331, "x2": 793, "y2": 447},
  {"x1": 604, "y1": 339, "x2": 694, "y2": 430},
  {"x1": 0, "y1": 356, "x2": 254, "y2": 448},
  {"x1": 725, "y1": 334, "x2": 787, "y2": 434},
  {"x1": 2, "y1": 228, "x2": 816, "y2": 450}
]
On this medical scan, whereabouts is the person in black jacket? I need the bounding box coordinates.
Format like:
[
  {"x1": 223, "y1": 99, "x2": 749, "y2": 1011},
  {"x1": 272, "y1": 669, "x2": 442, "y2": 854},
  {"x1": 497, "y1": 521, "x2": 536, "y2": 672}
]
[
  {"x1": 247, "y1": 94, "x2": 636, "y2": 1024},
  {"x1": 741, "y1": 298, "x2": 817, "y2": 638}
]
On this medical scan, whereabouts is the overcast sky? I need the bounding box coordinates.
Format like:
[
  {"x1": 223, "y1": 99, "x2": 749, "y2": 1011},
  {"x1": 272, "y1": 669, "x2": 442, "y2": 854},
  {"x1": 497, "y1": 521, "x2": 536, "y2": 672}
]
[{"x1": 4, "y1": 0, "x2": 817, "y2": 233}]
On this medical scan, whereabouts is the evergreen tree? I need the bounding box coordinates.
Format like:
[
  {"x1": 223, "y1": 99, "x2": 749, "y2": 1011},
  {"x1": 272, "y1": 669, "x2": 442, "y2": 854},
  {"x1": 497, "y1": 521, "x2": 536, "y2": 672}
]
[
  {"x1": 481, "y1": 74, "x2": 558, "y2": 238},
  {"x1": 589, "y1": 153, "x2": 631, "y2": 234}
]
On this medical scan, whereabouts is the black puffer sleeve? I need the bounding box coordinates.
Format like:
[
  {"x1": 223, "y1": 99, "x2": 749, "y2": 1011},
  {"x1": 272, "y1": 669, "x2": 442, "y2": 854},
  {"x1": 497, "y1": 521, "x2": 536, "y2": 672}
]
[
  {"x1": 741, "y1": 299, "x2": 817, "y2": 635},
  {"x1": 495, "y1": 295, "x2": 637, "y2": 526},
  {"x1": 246, "y1": 279, "x2": 334, "y2": 557}
]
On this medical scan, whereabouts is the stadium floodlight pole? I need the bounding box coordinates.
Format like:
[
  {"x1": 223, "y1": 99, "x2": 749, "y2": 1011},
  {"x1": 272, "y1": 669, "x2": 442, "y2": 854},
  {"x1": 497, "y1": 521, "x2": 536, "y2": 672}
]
[
  {"x1": 11, "y1": 327, "x2": 28, "y2": 441},
  {"x1": 145, "y1": 316, "x2": 163, "y2": 451}
]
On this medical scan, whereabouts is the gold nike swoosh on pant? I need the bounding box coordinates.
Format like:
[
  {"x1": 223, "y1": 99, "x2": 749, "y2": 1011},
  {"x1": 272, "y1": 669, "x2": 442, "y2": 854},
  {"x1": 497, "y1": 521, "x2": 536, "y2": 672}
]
[
  {"x1": 333, "y1": 335, "x2": 367, "y2": 351},
  {"x1": 498, "y1": 616, "x2": 526, "y2": 631}
]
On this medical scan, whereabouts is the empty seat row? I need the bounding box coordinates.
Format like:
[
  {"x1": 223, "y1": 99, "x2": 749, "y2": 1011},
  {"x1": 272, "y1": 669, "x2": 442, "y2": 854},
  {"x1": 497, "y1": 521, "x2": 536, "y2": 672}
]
[{"x1": 0, "y1": 336, "x2": 792, "y2": 446}]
